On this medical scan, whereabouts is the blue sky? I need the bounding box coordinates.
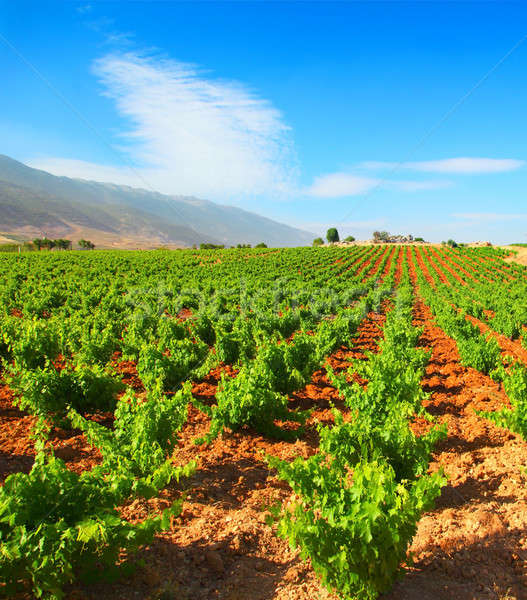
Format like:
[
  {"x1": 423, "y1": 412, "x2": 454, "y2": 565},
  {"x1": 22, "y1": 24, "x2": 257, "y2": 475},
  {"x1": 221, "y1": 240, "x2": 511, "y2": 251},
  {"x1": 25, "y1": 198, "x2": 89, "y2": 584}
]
[{"x1": 1, "y1": 1, "x2": 527, "y2": 243}]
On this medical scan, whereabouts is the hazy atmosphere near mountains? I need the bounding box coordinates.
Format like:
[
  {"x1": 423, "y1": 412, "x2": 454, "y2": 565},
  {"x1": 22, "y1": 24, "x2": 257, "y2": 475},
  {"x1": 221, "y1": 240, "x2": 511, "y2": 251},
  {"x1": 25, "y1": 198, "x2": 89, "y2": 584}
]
[{"x1": 1, "y1": 1, "x2": 527, "y2": 244}]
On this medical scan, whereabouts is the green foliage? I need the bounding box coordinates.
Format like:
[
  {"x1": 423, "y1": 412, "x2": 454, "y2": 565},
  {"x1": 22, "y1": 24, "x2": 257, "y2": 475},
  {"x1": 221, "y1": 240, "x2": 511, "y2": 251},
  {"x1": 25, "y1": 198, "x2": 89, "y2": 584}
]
[
  {"x1": 0, "y1": 384, "x2": 194, "y2": 598},
  {"x1": 3, "y1": 244, "x2": 516, "y2": 598},
  {"x1": 199, "y1": 243, "x2": 225, "y2": 249},
  {"x1": 6, "y1": 318, "x2": 61, "y2": 369},
  {"x1": 344, "y1": 235, "x2": 355, "y2": 242},
  {"x1": 203, "y1": 366, "x2": 309, "y2": 442},
  {"x1": 326, "y1": 228, "x2": 339, "y2": 243},
  {"x1": 137, "y1": 338, "x2": 208, "y2": 392},
  {"x1": 312, "y1": 237, "x2": 324, "y2": 246},
  {"x1": 318, "y1": 410, "x2": 446, "y2": 482},
  {"x1": 267, "y1": 454, "x2": 446, "y2": 600},
  {"x1": 0, "y1": 451, "x2": 182, "y2": 599},
  {"x1": 69, "y1": 384, "x2": 195, "y2": 490},
  {"x1": 456, "y1": 335, "x2": 501, "y2": 374},
  {"x1": 214, "y1": 328, "x2": 241, "y2": 364},
  {"x1": 7, "y1": 363, "x2": 123, "y2": 420},
  {"x1": 480, "y1": 362, "x2": 527, "y2": 438}
]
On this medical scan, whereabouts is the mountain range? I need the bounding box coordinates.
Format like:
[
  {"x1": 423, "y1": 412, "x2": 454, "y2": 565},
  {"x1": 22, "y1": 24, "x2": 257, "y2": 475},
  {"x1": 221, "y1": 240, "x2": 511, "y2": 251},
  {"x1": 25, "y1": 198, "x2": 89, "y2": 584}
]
[{"x1": 0, "y1": 155, "x2": 314, "y2": 248}]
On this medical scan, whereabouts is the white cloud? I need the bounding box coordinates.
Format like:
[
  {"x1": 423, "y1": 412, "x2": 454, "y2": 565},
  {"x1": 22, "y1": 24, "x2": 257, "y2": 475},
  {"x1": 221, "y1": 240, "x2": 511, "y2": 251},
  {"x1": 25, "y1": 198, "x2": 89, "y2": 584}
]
[
  {"x1": 408, "y1": 157, "x2": 524, "y2": 174},
  {"x1": 387, "y1": 179, "x2": 452, "y2": 192},
  {"x1": 30, "y1": 51, "x2": 297, "y2": 200},
  {"x1": 307, "y1": 173, "x2": 378, "y2": 198},
  {"x1": 359, "y1": 161, "x2": 398, "y2": 170},
  {"x1": 306, "y1": 172, "x2": 450, "y2": 198},
  {"x1": 452, "y1": 212, "x2": 527, "y2": 222},
  {"x1": 360, "y1": 157, "x2": 524, "y2": 174}
]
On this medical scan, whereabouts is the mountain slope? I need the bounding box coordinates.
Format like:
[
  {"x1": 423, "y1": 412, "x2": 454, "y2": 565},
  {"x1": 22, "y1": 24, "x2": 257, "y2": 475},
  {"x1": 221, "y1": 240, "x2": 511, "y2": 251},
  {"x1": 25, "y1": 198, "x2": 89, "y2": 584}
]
[{"x1": 0, "y1": 155, "x2": 314, "y2": 247}]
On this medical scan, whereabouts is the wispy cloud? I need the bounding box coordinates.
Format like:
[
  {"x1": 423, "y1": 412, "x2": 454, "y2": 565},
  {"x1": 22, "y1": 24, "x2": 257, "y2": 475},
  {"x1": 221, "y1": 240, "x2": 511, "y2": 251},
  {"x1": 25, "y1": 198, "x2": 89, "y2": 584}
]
[
  {"x1": 76, "y1": 4, "x2": 92, "y2": 15},
  {"x1": 306, "y1": 172, "x2": 450, "y2": 198},
  {"x1": 452, "y1": 212, "x2": 527, "y2": 222},
  {"x1": 408, "y1": 157, "x2": 524, "y2": 174},
  {"x1": 387, "y1": 179, "x2": 452, "y2": 192},
  {"x1": 360, "y1": 157, "x2": 525, "y2": 174},
  {"x1": 30, "y1": 51, "x2": 297, "y2": 200},
  {"x1": 307, "y1": 173, "x2": 378, "y2": 198}
]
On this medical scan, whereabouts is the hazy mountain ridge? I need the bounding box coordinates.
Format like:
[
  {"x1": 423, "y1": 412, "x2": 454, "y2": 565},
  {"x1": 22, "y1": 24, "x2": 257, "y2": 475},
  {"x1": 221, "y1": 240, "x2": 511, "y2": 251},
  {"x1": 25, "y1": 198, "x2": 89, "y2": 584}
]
[{"x1": 0, "y1": 155, "x2": 314, "y2": 247}]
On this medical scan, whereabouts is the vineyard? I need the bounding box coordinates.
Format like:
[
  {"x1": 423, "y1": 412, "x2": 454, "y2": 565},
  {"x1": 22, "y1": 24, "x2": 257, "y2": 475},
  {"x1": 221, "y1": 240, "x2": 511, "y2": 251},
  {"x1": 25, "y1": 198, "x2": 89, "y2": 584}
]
[{"x1": 0, "y1": 245, "x2": 526, "y2": 600}]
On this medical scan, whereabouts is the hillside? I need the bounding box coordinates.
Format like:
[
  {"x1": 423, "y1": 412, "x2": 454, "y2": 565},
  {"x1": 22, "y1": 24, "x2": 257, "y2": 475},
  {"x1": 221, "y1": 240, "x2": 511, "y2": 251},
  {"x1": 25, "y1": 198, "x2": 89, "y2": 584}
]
[{"x1": 0, "y1": 155, "x2": 314, "y2": 248}]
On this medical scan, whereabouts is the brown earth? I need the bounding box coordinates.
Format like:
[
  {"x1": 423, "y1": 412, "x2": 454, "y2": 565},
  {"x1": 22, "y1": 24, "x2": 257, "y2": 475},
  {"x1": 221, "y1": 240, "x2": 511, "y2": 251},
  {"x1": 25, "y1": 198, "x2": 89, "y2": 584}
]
[{"x1": 503, "y1": 246, "x2": 527, "y2": 267}]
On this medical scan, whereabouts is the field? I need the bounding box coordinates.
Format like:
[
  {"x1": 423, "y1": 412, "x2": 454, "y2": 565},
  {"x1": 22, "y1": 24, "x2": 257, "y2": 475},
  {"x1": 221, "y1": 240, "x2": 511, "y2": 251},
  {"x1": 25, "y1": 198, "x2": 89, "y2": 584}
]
[{"x1": 1, "y1": 245, "x2": 526, "y2": 600}]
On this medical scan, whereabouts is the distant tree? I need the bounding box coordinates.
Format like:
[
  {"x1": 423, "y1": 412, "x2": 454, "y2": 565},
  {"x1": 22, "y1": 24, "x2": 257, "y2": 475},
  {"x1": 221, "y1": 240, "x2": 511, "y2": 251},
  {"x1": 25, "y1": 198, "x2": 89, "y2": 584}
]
[
  {"x1": 200, "y1": 243, "x2": 225, "y2": 249},
  {"x1": 33, "y1": 238, "x2": 43, "y2": 251},
  {"x1": 343, "y1": 235, "x2": 355, "y2": 242},
  {"x1": 313, "y1": 237, "x2": 324, "y2": 247},
  {"x1": 326, "y1": 228, "x2": 339, "y2": 243},
  {"x1": 373, "y1": 231, "x2": 390, "y2": 242},
  {"x1": 255, "y1": 242, "x2": 268, "y2": 248},
  {"x1": 447, "y1": 239, "x2": 458, "y2": 248},
  {"x1": 414, "y1": 237, "x2": 425, "y2": 242},
  {"x1": 236, "y1": 243, "x2": 252, "y2": 248},
  {"x1": 78, "y1": 239, "x2": 95, "y2": 250},
  {"x1": 56, "y1": 239, "x2": 72, "y2": 250}
]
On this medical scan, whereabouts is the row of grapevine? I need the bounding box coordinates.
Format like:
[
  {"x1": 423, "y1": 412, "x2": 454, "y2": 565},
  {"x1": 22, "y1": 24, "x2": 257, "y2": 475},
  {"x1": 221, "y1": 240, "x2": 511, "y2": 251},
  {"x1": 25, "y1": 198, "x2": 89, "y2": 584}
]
[
  {"x1": 266, "y1": 267, "x2": 447, "y2": 599},
  {"x1": 411, "y1": 247, "x2": 527, "y2": 442}
]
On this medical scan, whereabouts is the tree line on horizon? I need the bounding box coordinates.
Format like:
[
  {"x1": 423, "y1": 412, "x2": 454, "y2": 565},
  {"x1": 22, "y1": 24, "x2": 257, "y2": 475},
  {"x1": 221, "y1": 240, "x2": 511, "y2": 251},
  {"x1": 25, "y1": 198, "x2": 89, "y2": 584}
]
[
  {"x1": 313, "y1": 228, "x2": 430, "y2": 246},
  {"x1": 0, "y1": 238, "x2": 97, "y2": 253},
  {"x1": 32, "y1": 238, "x2": 96, "y2": 250}
]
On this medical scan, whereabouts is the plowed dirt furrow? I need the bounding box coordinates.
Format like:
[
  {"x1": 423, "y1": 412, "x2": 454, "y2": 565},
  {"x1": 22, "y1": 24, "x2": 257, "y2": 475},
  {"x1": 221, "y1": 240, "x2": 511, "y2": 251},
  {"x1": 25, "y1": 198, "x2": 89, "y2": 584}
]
[
  {"x1": 423, "y1": 248, "x2": 464, "y2": 285},
  {"x1": 381, "y1": 246, "x2": 396, "y2": 280},
  {"x1": 361, "y1": 246, "x2": 390, "y2": 282},
  {"x1": 433, "y1": 248, "x2": 489, "y2": 284},
  {"x1": 465, "y1": 313, "x2": 527, "y2": 368}
]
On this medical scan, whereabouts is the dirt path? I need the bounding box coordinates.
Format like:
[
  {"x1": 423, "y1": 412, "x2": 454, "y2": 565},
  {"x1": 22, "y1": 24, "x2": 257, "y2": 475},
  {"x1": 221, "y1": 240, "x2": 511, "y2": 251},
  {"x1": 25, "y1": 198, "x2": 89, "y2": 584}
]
[{"x1": 503, "y1": 246, "x2": 527, "y2": 267}]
